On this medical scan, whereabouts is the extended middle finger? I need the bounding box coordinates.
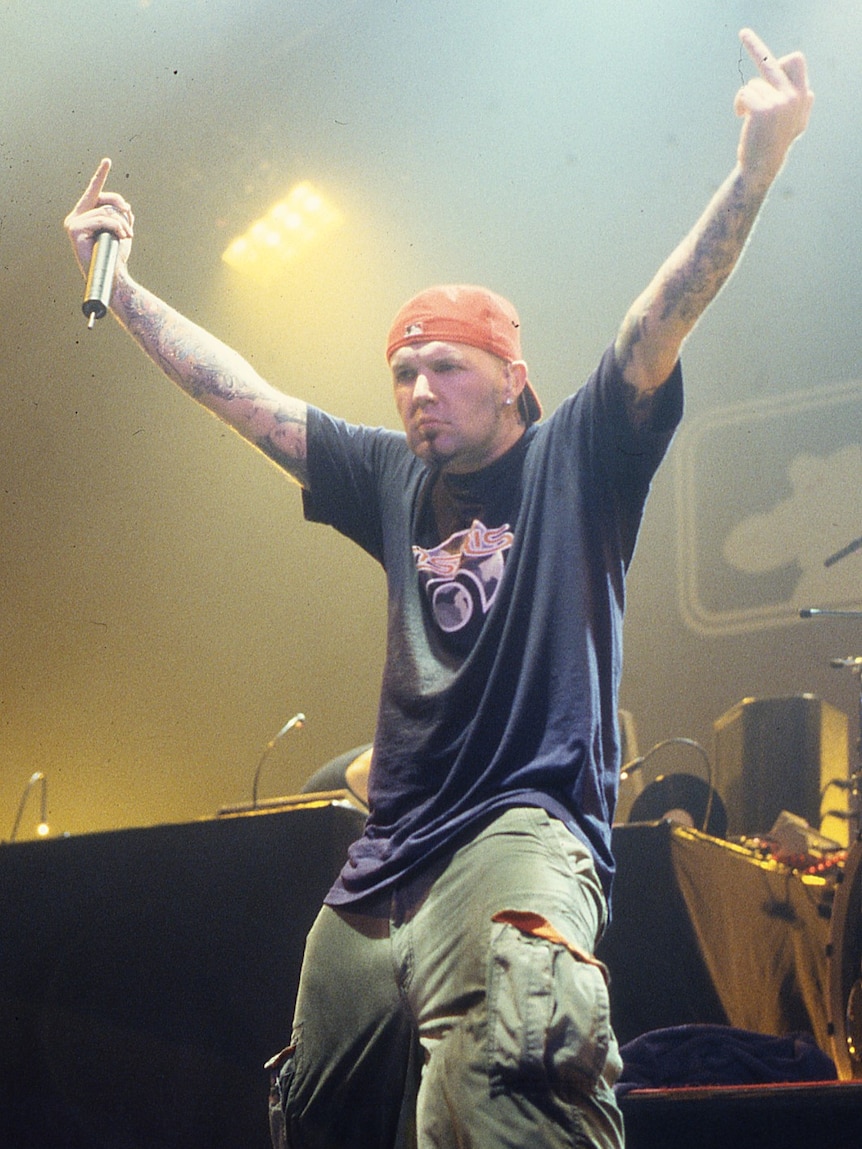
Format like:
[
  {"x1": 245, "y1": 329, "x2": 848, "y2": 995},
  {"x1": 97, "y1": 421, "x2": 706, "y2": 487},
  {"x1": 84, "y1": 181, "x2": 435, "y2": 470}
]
[{"x1": 740, "y1": 28, "x2": 790, "y2": 89}]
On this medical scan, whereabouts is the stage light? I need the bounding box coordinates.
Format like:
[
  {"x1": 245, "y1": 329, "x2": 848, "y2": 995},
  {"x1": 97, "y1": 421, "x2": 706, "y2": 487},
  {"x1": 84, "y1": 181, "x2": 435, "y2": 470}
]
[{"x1": 222, "y1": 183, "x2": 343, "y2": 279}]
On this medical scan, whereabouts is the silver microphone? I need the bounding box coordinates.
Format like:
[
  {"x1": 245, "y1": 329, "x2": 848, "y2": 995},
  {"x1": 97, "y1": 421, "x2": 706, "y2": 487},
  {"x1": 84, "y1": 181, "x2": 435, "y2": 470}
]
[{"x1": 82, "y1": 230, "x2": 120, "y2": 328}]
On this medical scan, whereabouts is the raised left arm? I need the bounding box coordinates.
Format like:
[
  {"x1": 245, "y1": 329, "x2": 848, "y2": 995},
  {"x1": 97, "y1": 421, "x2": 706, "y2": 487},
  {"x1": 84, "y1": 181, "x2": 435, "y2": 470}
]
[{"x1": 615, "y1": 28, "x2": 814, "y2": 400}]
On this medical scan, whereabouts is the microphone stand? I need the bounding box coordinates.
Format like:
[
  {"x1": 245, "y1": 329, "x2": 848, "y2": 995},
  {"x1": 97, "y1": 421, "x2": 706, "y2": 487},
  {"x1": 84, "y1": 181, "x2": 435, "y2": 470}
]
[
  {"x1": 251, "y1": 712, "x2": 305, "y2": 809},
  {"x1": 8, "y1": 772, "x2": 49, "y2": 842},
  {"x1": 801, "y1": 607, "x2": 862, "y2": 842},
  {"x1": 824, "y1": 535, "x2": 862, "y2": 569},
  {"x1": 831, "y1": 658, "x2": 862, "y2": 843},
  {"x1": 216, "y1": 712, "x2": 306, "y2": 816},
  {"x1": 621, "y1": 736, "x2": 717, "y2": 835},
  {"x1": 799, "y1": 609, "x2": 862, "y2": 620}
]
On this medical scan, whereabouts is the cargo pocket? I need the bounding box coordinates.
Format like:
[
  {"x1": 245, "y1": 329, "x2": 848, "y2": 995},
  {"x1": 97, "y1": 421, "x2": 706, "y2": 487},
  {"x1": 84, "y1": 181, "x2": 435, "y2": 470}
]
[
  {"x1": 265, "y1": 1038, "x2": 298, "y2": 1149},
  {"x1": 486, "y1": 912, "x2": 618, "y2": 1096}
]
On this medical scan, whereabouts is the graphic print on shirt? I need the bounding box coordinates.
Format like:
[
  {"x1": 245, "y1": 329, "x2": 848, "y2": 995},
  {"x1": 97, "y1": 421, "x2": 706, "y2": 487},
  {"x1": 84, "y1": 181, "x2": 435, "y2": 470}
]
[{"x1": 413, "y1": 520, "x2": 514, "y2": 640}]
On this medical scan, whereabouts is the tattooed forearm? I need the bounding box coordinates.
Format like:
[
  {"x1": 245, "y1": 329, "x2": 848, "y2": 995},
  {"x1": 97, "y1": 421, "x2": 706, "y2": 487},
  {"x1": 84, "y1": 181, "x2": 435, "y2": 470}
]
[
  {"x1": 111, "y1": 274, "x2": 309, "y2": 487},
  {"x1": 658, "y1": 170, "x2": 765, "y2": 329},
  {"x1": 615, "y1": 166, "x2": 769, "y2": 395}
]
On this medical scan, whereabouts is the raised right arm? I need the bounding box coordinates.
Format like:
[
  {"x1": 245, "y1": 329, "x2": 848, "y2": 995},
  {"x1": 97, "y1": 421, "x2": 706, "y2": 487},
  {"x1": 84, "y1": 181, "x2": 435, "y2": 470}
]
[
  {"x1": 613, "y1": 29, "x2": 813, "y2": 404},
  {"x1": 64, "y1": 159, "x2": 310, "y2": 489}
]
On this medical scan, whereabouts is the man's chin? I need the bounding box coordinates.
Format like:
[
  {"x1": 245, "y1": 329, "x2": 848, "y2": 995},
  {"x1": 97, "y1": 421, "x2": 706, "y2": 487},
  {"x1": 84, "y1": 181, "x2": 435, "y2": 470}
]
[{"x1": 410, "y1": 433, "x2": 451, "y2": 467}]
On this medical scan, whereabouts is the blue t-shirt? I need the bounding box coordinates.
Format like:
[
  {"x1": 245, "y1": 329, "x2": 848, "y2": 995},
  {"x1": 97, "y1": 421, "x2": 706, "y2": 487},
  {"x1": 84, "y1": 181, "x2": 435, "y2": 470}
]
[{"x1": 302, "y1": 345, "x2": 682, "y2": 906}]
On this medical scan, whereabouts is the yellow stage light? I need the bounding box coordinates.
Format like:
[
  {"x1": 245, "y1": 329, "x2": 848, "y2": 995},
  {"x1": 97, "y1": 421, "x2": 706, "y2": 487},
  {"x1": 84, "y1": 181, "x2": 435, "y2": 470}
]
[{"x1": 222, "y1": 183, "x2": 343, "y2": 279}]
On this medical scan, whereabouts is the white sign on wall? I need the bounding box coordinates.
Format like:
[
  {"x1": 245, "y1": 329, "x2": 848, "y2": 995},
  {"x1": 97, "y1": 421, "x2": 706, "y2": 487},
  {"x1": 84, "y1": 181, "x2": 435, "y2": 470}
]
[{"x1": 674, "y1": 381, "x2": 862, "y2": 636}]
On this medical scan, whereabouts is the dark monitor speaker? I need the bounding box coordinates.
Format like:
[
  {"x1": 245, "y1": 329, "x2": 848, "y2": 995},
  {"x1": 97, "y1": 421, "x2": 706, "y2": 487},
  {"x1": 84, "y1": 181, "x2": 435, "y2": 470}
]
[{"x1": 713, "y1": 694, "x2": 849, "y2": 842}]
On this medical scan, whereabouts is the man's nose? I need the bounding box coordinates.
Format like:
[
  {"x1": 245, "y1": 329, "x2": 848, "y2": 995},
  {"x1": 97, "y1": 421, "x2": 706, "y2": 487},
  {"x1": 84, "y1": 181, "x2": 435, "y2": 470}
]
[{"x1": 412, "y1": 373, "x2": 434, "y2": 404}]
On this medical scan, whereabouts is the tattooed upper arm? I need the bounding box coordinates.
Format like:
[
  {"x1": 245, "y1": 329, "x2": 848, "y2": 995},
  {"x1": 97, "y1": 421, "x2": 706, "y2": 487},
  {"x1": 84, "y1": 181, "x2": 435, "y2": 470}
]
[
  {"x1": 620, "y1": 375, "x2": 663, "y2": 430},
  {"x1": 256, "y1": 398, "x2": 310, "y2": 489}
]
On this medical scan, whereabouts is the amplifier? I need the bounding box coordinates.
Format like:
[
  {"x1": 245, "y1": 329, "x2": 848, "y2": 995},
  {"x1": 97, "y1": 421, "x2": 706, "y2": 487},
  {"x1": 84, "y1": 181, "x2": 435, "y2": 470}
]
[{"x1": 713, "y1": 694, "x2": 849, "y2": 842}]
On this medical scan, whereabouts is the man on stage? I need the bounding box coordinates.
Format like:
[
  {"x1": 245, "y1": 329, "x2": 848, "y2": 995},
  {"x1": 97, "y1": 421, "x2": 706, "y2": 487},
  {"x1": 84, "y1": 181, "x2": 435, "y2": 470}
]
[{"x1": 65, "y1": 28, "x2": 812, "y2": 1149}]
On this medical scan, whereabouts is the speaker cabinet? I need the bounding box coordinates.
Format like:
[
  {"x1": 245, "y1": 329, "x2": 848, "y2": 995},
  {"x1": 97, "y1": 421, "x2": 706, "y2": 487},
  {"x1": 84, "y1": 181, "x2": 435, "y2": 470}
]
[
  {"x1": 713, "y1": 694, "x2": 849, "y2": 842},
  {"x1": 0, "y1": 803, "x2": 366, "y2": 1149}
]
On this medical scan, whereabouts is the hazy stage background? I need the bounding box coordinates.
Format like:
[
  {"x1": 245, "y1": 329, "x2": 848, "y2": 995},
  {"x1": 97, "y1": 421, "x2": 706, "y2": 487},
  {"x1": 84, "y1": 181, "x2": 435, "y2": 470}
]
[{"x1": 1, "y1": 0, "x2": 859, "y2": 839}]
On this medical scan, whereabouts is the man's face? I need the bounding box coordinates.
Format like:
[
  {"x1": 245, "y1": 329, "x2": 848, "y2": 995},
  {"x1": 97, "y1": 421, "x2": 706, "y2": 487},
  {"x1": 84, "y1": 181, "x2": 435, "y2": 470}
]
[{"x1": 389, "y1": 340, "x2": 524, "y2": 474}]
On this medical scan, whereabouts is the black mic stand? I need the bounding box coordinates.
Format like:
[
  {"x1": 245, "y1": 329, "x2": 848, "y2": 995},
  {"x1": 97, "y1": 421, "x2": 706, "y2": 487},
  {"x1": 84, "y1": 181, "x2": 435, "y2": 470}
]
[
  {"x1": 801, "y1": 606, "x2": 862, "y2": 842},
  {"x1": 831, "y1": 656, "x2": 862, "y2": 843},
  {"x1": 216, "y1": 711, "x2": 308, "y2": 816}
]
